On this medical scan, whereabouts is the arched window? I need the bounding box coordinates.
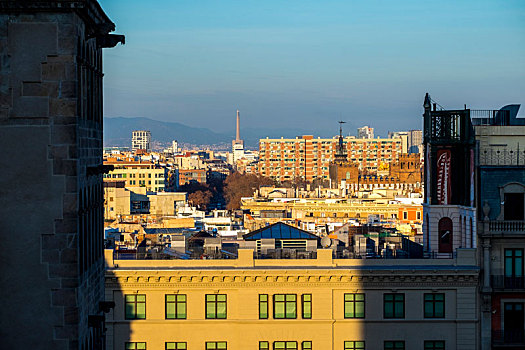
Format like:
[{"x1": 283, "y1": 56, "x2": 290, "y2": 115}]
[
  {"x1": 346, "y1": 171, "x2": 351, "y2": 180},
  {"x1": 438, "y1": 217, "x2": 453, "y2": 253}
]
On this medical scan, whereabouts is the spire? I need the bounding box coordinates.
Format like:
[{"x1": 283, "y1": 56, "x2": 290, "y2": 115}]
[
  {"x1": 424, "y1": 93, "x2": 431, "y2": 110},
  {"x1": 338, "y1": 120, "x2": 345, "y2": 154},
  {"x1": 336, "y1": 121, "x2": 346, "y2": 162}
]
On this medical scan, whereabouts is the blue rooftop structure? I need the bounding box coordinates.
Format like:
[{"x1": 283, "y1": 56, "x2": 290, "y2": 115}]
[
  {"x1": 243, "y1": 222, "x2": 319, "y2": 240},
  {"x1": 144, "y1": 228, "x2": 186, "y2": 235}
]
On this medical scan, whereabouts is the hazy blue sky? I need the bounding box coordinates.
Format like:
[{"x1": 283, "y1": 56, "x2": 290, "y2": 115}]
[{"x1": 100, "y1": 0, "x2": 525, "y2": 137}]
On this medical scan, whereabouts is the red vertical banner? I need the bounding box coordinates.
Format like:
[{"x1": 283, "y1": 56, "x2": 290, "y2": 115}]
[
  {"x1": 436, "y1": 149, "x2": 452, "y2": 205},
  {"x1": 425, "y1": 146, "x2": 431, "y2": 202},
  {"x1": 470, "y1": 149, "x2": 475, "y2": 207}
]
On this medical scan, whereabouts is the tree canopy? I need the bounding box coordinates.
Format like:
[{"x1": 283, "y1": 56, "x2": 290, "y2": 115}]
[{"x1": 224, "y1": 172, "x2": 274, "y2": 210}]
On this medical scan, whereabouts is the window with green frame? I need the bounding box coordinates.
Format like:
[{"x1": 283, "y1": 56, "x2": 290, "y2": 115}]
[
  {"x1": 259, "y1": 341, "x2": 269, "y2": 350},
  {"x1": 165, "y1": 342, "x2": 186, "y2": 350},
  {"x1": 344, "y1": 293, "x2": 365, "y2": 318},
  {"x1": 126, "y1": 342, "x2": 146, "y2": 350},
  {"x1": 166, "y1": 294, "x2": 186, "y2": 319},
  {"x1": 384, "y1": 294, "x2": 404, "y2": 318},
  {"x1": 259, "y1": 294, "x2": 269, "y2": 319},
  {"x1": 125, "y1": 294, "x2": 146, "y2": 319},
  {"x1": 384, "y1": 341, "x2": 404, "y2": 350},
  {"x1": 424, "y1": 294, "x2": 444, "y2": 318},
  {"x1": 206, "y1": 294, "x2": 227, "y2": 319},
  {"x1": 273, "y1": 294, "x2": 297, "y2": 319},
  {"x1": 424, "y1": 341, "x2": 445, "y2": 350},
  {"x1": 273, "y1": 341, "x2": 297, "y2": 350},
  {"x1": 302, "y1": 294, "x2": 312, "y2": 319},
  {"x1": 301, "y1": 341, "x2": 312, "y2": 350},
  {"x1": 344, "y1": 341, "x2": 365, "y2": 350},
  {"x1": 206, "y1": 341, "x2": 227, "y2": 350}
]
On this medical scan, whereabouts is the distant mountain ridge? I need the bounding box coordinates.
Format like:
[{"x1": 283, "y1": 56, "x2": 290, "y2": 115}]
[
  {"x1": 104, "y1": 117, "x2": 228, "y2": 147},
  {"x1": 104, "y1": 117, "x2": 334, "y2": 148}
]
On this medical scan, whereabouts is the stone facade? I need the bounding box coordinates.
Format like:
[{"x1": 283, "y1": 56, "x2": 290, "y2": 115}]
[
  {"x1": 104, "y1": 249, "x2": 480, "y2": 350},
  {"x1": 0, "y1": 1, "x2": 122, "y2": 349},
  {"x1": 329, "y1": 153, "x2": 421, "y2": 190}
]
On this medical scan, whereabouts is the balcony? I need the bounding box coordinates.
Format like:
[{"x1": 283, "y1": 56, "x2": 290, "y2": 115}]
[
  {"x1": 480, "y1": 146, "x2": 525, "y2": 166},
  {"x1": 488, "y1": 220, "x2": 525, "y2": 234},
  {"x1": 492, "y1": 330, "x2": 525, "y2": 346},
  {"x1": 491, "y1": 275, "x2": 525, "y2": 290}
]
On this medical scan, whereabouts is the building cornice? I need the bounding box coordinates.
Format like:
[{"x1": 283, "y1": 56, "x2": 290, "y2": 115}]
[{"x1": 0, "y1": 0, "x2": 115, "y2": 34}]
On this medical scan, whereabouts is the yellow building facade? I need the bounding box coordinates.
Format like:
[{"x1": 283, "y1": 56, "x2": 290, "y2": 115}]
[
  {"x1": 241, "y1": 199, "x2": 422, "y2": 224},
  {"x1": 104, "y1": 160, "x2": 166, "y2": 192},
  {"x1": 104, "y1": 184, "x2": 186, "y2": 220},
  {"x1": 105, "y1": 249, "x2": 479, "y2": 350}
]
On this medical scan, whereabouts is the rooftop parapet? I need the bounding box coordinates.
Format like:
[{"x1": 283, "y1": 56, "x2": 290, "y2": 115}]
[{"x1": 105, "y1": 248, "x2": 477, "y2": 270}]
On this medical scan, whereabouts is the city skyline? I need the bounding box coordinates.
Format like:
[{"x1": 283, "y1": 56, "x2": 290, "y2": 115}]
[
  {"x1": 100, "y1": 0, "x2": 524, "y2": 136},
  {"x1": 1, "y1": 1, "x2": 525, "y2": 349}
]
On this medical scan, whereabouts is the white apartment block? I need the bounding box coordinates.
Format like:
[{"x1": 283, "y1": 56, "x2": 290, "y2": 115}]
[{"x1": 132, "y1": 130, "x2": 151, "y2": 152}]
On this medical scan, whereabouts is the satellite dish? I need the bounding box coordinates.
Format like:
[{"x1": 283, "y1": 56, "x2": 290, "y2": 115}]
[{"x1": 321, "y1": 236, "x2": 332, "y2": 248}]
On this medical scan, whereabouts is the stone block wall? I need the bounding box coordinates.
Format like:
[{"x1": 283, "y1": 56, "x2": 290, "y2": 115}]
[{"x1": 0, "y1": 2, "x2": 118, "y2": 349}]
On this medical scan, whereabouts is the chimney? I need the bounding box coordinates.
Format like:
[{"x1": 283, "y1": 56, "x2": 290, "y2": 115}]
[{"x1": 236, "y1": 109, "x2": 240, "y2": 141}]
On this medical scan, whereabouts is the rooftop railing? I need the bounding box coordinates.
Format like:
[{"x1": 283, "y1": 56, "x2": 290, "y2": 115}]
[{"x1": 471, "y1": 109, "x2": 511, "y2": 126}]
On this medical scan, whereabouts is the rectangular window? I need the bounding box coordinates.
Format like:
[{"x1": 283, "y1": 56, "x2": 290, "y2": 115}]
[
  {"x1": 259, "y1": 294, "x2": 269, "y2": 319},
  {"x1": 424, "y1": 293, "x2": 445, "y2": 318},
  {"x1": 166, "y1": 294, "x2": 186, "y2": 319},
  {"x1": 505, "y1": 249, "x2": 524, "y2": 288},
  {"x1": 259, "y1": 341, "x2": 270, "y2": 350},
  {"x1": 505, "y1": 248, "x2": 523, "y2": 277},
  {"x1": 125, "y1": 294, "x2": 146, "y2": 319},
  {"x1": 206, "y1": 294, "x2": 227, "y2": 319},
  {"x1": 403, "y1": 212, "x2": 408, "y2": 220},
  {"x1": 166, "y1": 342, "x2": 186, "y2": 350},
  {"x1": 206, "y1": 342, "x2": 227, "y2": 350},
  {"x1": 344, "y1": 293, "x2": 365, "y2": 318},
  {"x1": 424, "y1": 341, "x2": 445, "y2": 350},
  {"x1": 302, "y1": 294, "x2": 312, "y2": 319},
  {"x1": 301, "y1": 341, "x2": 312, "y2": 350},
  {"x1": 384, "y1": 294, "x2": 404, "y2": 318},
  {"x1": 126, "y1": 343, "x2": 146, "y2": 350},
  {"x1": 274, "y1": 294, "x2": 297, "y2": 319},
  {"x1": 384, "y1": 341, "x2": 404, "y2": 350},
  {"x1": 273, "y1": 341, "x2": 297, "y2": 350},
  {"x1": 344, "y1": 341, "x2": 365, "y2": 350}
]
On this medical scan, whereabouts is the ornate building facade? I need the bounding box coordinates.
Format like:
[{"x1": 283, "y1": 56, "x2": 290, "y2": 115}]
[{"x1": 105, "y1": 249, "x2": 479, "y2": 350}]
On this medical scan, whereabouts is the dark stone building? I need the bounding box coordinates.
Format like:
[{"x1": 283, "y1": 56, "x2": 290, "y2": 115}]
[
  {"x1": 0, "y1": 1, "x2": 122, "y2": 349},
  {"x1": 473, "y1": 105, "x2": 525, "y2": 350},
  {"x1": 422, "y1": 93, "x2": 477, "y2": 255}
]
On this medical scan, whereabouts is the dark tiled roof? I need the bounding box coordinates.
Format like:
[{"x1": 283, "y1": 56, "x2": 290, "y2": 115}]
[
  {"x1": 144, "y1": 228, "x2": 184, "y2": 235},
  {"x1": 243, "y1": 222, "x2": 319, "y2": 240}
]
